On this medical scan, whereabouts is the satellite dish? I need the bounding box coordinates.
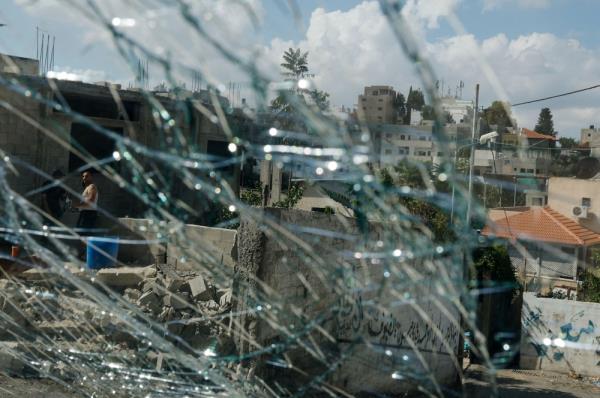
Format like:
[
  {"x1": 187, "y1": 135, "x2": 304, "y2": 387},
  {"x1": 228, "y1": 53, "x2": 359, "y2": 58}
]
[{"x1": 575, "y1": 157, "x2": 600, "y2": 179}]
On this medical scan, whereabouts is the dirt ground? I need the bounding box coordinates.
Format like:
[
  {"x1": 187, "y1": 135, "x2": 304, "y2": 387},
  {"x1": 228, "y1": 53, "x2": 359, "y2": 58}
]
[
  {"x1": 462, "y1": 364, "x2": 600, "y2": 398},
  {"x1": 0, "y1": 374, "x2": 79, "y2": 398},
  {"x1": 2, "y1": 364, "x2": 600, "y2": 397}
]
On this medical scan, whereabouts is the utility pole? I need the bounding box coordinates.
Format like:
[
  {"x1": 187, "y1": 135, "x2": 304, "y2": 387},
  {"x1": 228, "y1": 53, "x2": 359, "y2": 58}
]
[{"x1": 466, "y1": 84, "x2": 480, "y2": 225}]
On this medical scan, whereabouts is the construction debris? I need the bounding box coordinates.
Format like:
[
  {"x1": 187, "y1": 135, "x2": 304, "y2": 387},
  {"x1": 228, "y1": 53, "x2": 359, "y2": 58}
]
[{"x1": 0, "y1": 263, "x2": 233, "y2": 383}]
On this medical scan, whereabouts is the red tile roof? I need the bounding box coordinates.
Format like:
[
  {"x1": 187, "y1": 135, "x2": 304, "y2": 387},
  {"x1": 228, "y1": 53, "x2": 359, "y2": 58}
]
[
  {"x1": 482, "y1": 206, "x2": 600, "y2": 246},
  {"x1": 522, "y1": 128, "x2": 557, "y2": 141}
]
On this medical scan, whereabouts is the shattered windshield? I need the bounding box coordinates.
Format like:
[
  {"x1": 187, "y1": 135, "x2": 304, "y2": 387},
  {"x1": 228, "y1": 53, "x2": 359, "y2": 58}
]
[{"x1": 1, "y1": 1, "x2": 600, "y2": 397}]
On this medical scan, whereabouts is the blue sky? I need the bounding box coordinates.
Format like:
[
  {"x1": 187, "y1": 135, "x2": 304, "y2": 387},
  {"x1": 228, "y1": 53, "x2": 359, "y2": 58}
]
[{"x1": 1, "y1": 0, "x2": 600, "y2": 136}]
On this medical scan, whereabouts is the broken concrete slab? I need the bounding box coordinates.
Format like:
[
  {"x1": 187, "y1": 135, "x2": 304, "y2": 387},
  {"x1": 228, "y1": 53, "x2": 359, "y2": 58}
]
[
  {"x1": 137, "y1": 291, "x2": 161, "y2": 313},
  {"x1": 20, "y1": 262, "x2": 86, "y2": 282},
  {"x1": 95, "y1": 265, "x2": 156, "y2": 288},
  {"x1": 162, "y1": 293, "x2": 189, "y2": 310},
  {"x1": 187, "y1": 276, "x2": 212, "y2": 301}
]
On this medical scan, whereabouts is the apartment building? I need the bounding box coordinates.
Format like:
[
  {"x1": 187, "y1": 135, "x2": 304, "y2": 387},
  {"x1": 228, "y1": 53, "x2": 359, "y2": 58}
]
[{"x1": 356, "y1": 85, "x2": 397, "y2": 124}]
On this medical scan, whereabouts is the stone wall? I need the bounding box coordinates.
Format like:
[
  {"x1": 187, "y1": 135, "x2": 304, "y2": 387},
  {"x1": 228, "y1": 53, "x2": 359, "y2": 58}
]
[
  {"x1": 233, "y1": 208, "x2": 463, "y2": 396},
  {"x1": 520, "y1": 293, "x2": 600, "y2": 376}
]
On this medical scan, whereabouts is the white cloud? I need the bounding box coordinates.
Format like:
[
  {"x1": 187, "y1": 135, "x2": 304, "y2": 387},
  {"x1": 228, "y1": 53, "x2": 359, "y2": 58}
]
[
  {"x1": 262, "y1": 1, "x2": 600, "y2": 137},
  {"x1": 16, "y1": 0, "x2": 265, "y2": 90},
  {"x1": 483, "y1": 0, "x2": 552, "y2": 11},
  {"x1": 47, "y1": 66, "x2": 107, "y2": 83}
]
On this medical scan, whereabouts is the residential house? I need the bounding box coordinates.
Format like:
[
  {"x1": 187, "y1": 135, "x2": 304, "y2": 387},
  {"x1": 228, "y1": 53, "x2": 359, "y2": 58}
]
[
  {"x1": 483, "y1": 176, "x2": 600, "y2": 294},
  {"x1": 482, "y1": 206, "x2": 600, "y2": 284}
]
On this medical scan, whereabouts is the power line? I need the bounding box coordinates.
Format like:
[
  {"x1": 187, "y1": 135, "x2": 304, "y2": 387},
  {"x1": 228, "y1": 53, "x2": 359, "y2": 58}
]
[{"x1": 512, "y1": 84, "x2": 600, "y2": 107}]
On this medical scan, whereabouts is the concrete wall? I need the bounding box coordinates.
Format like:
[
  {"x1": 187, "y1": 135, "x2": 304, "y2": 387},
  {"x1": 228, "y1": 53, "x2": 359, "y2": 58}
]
[
  {"x1": 548, "y1": 177, "x2": 600, "y2": 233},
  {"x1": 167, "y1": 222, "x2": 236, "y2": 279},
  {"x1": 115, "y1": 218, "x2": 168, "y2": 265},
  {"x1": 113, "y1": 218, "x2": 236, "y2": 286},
  {"x1": 0, "y1": 54, "x2": 39, "y2": 76},
  {"x1": 520, "y1": 293, "x2": 600, "y2": 376},
  {"x1": 295, "y1": 185, "x2": 353, "y2": 217},
  {"x1": 233, "y1": 209, "x2": 462, "y2": 396}
]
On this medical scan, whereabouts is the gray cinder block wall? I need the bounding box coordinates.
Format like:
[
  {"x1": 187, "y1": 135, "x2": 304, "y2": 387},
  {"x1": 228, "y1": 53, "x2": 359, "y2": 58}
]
[{"x1": 233, "y1": 208, "x2": 463, "y2": 396}]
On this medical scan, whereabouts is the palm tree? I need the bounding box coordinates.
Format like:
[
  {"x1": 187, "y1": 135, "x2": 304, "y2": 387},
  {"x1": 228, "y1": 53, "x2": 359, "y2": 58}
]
[{"x1": 280, "y1": 48, "x2": 309, "y2": 81}]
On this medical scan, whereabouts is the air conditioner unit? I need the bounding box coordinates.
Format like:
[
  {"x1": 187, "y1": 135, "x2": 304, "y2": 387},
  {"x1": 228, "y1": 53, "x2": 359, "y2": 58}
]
[{"x1": 572, "y1": 206, "x2": 589, "y2": 218}]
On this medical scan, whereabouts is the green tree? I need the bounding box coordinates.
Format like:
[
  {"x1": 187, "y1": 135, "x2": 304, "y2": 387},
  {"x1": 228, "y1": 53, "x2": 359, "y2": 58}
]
[
  {"x1": 472, "y1": 245, "x2": 516, "y2": 285},
  {"x1": 403, "y1": 87, "x2": 425, "y2": 124},
  {"x1": 270, "y1": 48, "x2": 331, "y2": 129},
  {"x1": 481, "y1": 101, "x2": 513, "y2": 134},
  {"x1": 393, "y1": 92, "x2": 407, "y2": 121},
  {"x1": 534, "y1": 107, "x2": 555, "y2": 136},
  {"x1": 308, "y1": 89, "x2": 330, "y2": 111},
  {"x1": 421, "y1": 105, "x2": 454, "y2": 124},
  {"x1": 406, "y1": 87, "x2": 425, "y2": 111},
  {"x1": 558, "y1": 137, "x2": 577, "y2": 149},
  {"x1": 280, "y1": 48, "x2": 309, "y2": 82}
]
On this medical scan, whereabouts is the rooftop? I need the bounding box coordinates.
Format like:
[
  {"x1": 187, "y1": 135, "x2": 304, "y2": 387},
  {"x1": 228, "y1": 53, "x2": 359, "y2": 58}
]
[
  {"x1": 522, "y1": 128, "x2": 557, "y2": 141},
  {"x1": 482, "y1": 206, "x2": 600, "y2": 246}
]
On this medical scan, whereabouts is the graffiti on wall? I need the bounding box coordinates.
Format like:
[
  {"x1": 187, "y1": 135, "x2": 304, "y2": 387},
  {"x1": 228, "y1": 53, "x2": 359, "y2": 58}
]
[{"x1": 334, "y1": 292, "x2": 460, "y2": 355}]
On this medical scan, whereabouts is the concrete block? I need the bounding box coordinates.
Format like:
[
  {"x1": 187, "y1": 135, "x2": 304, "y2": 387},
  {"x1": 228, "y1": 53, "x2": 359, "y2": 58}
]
[
  {"x1": 137, "y1": 291, "x2": 161, "y2": 313},
  {"x1": 163, "y1": 293, "x2": 189, "y2": 310},
  {"x1": 96, "y1": 266, "x2": 156, "y2": 288},
  {"x1": 187, "y1": 276, "x2": 212, "y2": 301}
]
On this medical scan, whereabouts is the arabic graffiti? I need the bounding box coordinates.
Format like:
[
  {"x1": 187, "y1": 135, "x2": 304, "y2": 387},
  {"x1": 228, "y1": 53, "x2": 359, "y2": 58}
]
[{"x1": 334, "y1": 293, "x2": 460, "y2": 354}]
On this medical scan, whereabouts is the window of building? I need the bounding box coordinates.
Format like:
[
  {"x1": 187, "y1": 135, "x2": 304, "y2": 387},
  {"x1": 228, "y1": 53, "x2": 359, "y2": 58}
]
[
  {"x1": 400, "y1": 135, "x2": 405, "y2": 140},
  {"x1": 57, "y1": 94, "x2": 140, "y2": 121},
  {"x1": 372, "y1": 90, "x2": 379, "y2": 95},
  {"x1": 378, "y1": 107, "x2": 383, "y2": 111},
  {"x1": 532, "y1": 197, "x2": 543, "y2": 206},
  {"x1": 526, "y1": 169, "x2": 534, "y2": 173},
  {"x1": 427, "y1": 151, "x2": 431, "y2": 156},
  {"x1": 419, "y1": 136, "x2": 426, "y2": 141},
  {"x1": 520, "y1": 168, "x2": 525, "y2": 173},
  {"x1": 582, "y1": 197, "x2": 592, "y2": 207},
  {"x1": 69, "y1": 123, "x2": 123, "y2": 172},
  {"x1": 385, "y1": 149, "x2": 392, "y2": 155},
  {"x1": 361, "y1": 98, "x2": 366, "y2": 101},
  {"x1": 378, "y1": 98, "x2": 383, "y2": 102},
  {"x1": 399, "y1": 147, "x2": 409, "y2": 155},
  {"x1": 437, "y1": 152, "x2": 443, "y2": 156},
  {"x1": 362, "y1": 107, "x2": 366, "y2": 110}
]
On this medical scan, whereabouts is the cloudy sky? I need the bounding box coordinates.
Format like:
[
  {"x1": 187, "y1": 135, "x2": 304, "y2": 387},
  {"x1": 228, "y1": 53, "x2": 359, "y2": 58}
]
[{"x1": 1, "y1": 0, "x2": 599, "y2": 137}]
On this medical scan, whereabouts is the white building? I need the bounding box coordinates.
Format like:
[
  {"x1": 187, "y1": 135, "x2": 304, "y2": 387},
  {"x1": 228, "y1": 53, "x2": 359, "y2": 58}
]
[
  {"x1": 440, "y1": 97, "x2": 473, "y2": 124},
  {"x1": 580, "y1": 125, "x2": 600, "y2": 157},
  {"x1": 377, "y1": 124, "x2": 434, "y2": 166}
]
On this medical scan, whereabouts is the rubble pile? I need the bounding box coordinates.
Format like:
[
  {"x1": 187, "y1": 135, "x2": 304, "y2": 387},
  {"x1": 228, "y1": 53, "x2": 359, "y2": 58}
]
[{"x1": 0, "y1": 263, "x2": 235, "y2": 396}]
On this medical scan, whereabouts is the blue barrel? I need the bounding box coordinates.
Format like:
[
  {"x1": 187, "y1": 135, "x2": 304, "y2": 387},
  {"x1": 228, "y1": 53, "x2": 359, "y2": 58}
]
[{"x1": 86, "y1": 237, "x2": 119, "y2": 269}]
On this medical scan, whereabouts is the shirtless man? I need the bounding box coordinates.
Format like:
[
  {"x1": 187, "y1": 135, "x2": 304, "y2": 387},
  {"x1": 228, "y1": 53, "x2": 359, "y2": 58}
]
[{"x1": 75, "y1": 171, "x2": 98, "y2": 235}]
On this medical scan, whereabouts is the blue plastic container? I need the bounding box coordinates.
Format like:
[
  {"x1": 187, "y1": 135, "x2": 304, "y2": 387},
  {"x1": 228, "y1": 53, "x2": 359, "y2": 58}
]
[{"x1": 86, "y1": 237, "x2": 119, "y2": 269}]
